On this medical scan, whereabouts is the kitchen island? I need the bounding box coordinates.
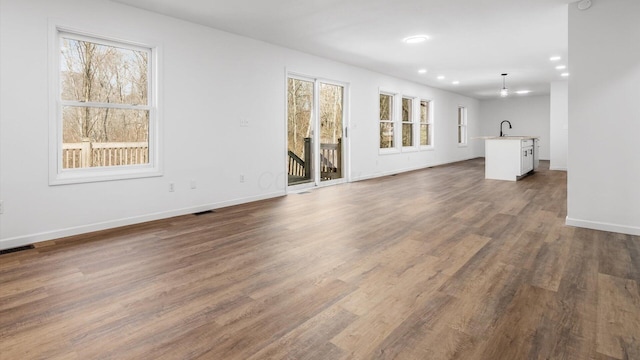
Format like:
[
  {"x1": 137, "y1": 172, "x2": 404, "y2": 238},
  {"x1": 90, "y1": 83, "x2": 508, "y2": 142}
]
[{"x1": 484, "y1": 136, "x2": 539, "y2": 181}]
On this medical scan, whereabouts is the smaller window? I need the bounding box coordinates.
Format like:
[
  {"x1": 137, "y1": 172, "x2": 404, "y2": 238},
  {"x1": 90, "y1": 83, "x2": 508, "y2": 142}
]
[
  {"x1": 420, "y1": 100, "x2": 432, "y2": 146},
  {"x1": 379, "y1": 93, "x2": 395, "y2": 149},
  {"x1": 401, "y1": 97, "x2": 414, "y2": 147},
  {"x1": 457, "y1": 106, "x2": 467, "y2": 145}
]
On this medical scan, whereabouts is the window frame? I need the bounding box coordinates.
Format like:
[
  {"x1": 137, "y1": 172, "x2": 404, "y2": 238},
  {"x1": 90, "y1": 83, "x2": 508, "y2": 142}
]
[
  {"x1": 378, "y1": 91, "x2": 398, "y2": 153},
  {"x1": 419, "y1": 99, "x2": 434, "y2": 150},
  {"x1": 49, "y1": 24, "x2": 162, "y2": 185},
  {"x1": 457, "y1": 106, "x2": 468, "y2": 147},
  {"x1": 401, "y1": 96, "x2": 417, "y2": 150}
]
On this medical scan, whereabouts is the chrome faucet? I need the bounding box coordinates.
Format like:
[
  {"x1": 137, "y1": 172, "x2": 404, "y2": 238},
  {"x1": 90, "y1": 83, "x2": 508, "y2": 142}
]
[{"x1": 500, "y1": 120, "x2": 512, "y2": 137}]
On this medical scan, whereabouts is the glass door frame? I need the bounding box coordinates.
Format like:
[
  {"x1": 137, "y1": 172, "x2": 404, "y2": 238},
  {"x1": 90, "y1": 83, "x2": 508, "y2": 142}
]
[{"x1": 285, "y1": 72, "x2": 349, "y2": 193}]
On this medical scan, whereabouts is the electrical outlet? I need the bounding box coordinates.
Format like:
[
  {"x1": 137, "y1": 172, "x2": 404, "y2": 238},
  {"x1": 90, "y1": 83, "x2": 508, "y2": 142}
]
[
  {"x1": 0, "y1": 200, "x2": 4, "y2": 214},
  {"x1": 240, "y1": 118, "x2": 249, "y2": 127},
  {"x1": 240, "y1": 174, "x2": 245, "y2": 183},
  {"x1": 169, "y1": 182, "x2": 175, "y2": 192},
  {"x1": 190, "y1": 180, "x2": 197, "y2": 189}
]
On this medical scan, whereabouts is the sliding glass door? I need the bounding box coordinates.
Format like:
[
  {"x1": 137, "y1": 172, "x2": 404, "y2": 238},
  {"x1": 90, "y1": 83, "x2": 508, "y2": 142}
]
[{"x1": 287, "y1": 75, "x2": 346, "y2": 189}]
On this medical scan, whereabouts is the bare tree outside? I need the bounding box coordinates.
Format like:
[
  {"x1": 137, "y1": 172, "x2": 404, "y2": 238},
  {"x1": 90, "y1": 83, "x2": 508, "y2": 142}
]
[
  {"x1": 420, "y1": 100, "x2": 430, "y2": 146},
  {"x1": 60, "y1": 36, "x2": 150, "y2": 168},
  {"x1": 402, "y1": 97, "x2": 413, "y2": 147},
  {"x1": 379, "y1": 94, "x2": 394, "y2": 148},
  {"x1": 287, "y1": 78, "x2": 313, "y2": 159},
  {"x1": 319, "y1": 83, "x2": 342, "y2": 145}
]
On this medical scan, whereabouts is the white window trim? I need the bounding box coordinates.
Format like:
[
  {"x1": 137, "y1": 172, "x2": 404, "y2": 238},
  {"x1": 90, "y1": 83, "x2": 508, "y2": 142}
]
[
  {"x1": 379, "y1": 90, "x2": 398, "y2": 154},
  {"x1": 48, "y1": 23, "x2": 163, "y2": 185},
  {"x1": 401, "y1": 96, "x2": 418, "y2": 151},
  {"x1": 419, "y1": 99, "x2": 434, "y2": 151},
  {"x1": 457, "y1": 105, "x2": 468, "y2": 147}
]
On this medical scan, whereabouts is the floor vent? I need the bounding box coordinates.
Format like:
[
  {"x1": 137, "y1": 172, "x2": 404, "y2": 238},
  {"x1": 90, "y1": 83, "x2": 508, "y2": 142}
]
[
  {"x1": 298, "y1": 191, "x2": 311, "y2": 194},
  {"x1": 390, "y1": 174, "x2": 398, "y2": 176},
  {"x1": 194, "y1": 210, "x2": 215, "y2": 216},
  {"x1": 0, "y1": 244, "x2": 35, "y2": 255}
]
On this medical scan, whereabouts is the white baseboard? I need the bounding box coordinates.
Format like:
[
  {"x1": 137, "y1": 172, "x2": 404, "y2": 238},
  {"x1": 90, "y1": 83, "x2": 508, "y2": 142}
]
[
  {"x1": 566, "y1": 216, "x2": 640, "y2": 236},
  {"x1": 549, "y1": 166, "x2": 567, "y2": 171},
  {"x1": 351, "y1": 157, "x2": 479, "y2": 182},
  {"x1": 0, "y1": 191, "x2": 285, "y2": 251}
]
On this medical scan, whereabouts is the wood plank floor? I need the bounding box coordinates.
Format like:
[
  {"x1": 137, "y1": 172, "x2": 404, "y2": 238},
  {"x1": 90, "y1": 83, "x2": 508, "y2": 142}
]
[{"x1": 1, "y1": 158, "x2": 639, "y2": 359}]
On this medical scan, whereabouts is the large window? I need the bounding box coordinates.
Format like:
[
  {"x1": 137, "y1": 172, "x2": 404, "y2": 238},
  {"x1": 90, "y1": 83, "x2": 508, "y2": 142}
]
[
  {"x1": 51, "y1": 28, "x2": 159, "y2": 184},
  {"x1": 401, "y1": 97, "x2": 414, "y2": 147},
  {"x1": 379, "y1": 93, "x2": 395, "y2": 149},
  {"x1": 379, "y1": 93, "x2": 433, "y2": 151},
  {"x1": 420, "y1": 99, "x2": 432, "y2": 147},
  {"x1": 457, "y1": 106, "x2": 467, "y2": 145}
]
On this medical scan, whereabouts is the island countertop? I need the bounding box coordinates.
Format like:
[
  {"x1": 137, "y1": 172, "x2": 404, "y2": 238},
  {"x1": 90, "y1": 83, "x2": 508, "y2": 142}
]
[{"x1": 483, "y1": 136, "x2": 539, "y2": 181}]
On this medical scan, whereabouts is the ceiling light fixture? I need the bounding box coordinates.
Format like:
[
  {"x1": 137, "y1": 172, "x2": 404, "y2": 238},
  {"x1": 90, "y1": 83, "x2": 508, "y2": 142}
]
[
  {"x1": 500, "y1": 73, "x2": 509, "y2": 97},
  {"x1": 561, "y1": 72, "x2": 570, "y2": 77},
  {"x1": 418, "y1": 69, "x2": 427, "y2": 74},
  {"x1": 452, "y1": 81, "x2": 460, "y2": 85},
  {"x1": 549, "y1": 56, "x2": 561, "y2": 62},
  {"x1": 555, "y1": 65, "x2": 567, "y2": 70},
  {"x1": 437, "y1": 75, "x2": 445, "y2": 80},
  {"x1": 515, "y1": 90, "x2": 531, "y2": 95},
  {"x1": 403, "y1": 35, "x2": 429, "y2": 44},
  {"x1": 577, "y1": 0, "x2": 592, "y2": 10}
]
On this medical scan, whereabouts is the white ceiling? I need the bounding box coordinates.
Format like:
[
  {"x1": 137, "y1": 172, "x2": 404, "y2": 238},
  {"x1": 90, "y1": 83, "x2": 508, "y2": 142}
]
[{"x1": 112, "y1": 0, "x2": 573, "y2": 99}]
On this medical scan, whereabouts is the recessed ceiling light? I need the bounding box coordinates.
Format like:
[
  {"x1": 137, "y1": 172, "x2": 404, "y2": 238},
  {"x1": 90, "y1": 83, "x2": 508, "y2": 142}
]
[
  {"x1": 452, "y1": 81, "x2": 460, "y2": 85},
  {"x1": 515, "y1": 90, "x2": 532, "y2": 94},
  {"x1": 555, "y1": 65, "x2": 567, "y2": 70},
  {"x1": 550, "y1": 56, "x2": 561, "y2": 61},
  {"x1": 561, "y1": 72, "x2": 570, "y2": 77},
  {"x1": 577, "y1": 0, "x2": 592, "y2": 10},
  {"x1": 403, "y1": 35, "x2": 429, "y2": 44},
  {"x1": 437, "y1": 75, "x2": 445, "y2": 80},
  {"x1": 418, "y1": 69, "x2": 427, "y2": 74}
]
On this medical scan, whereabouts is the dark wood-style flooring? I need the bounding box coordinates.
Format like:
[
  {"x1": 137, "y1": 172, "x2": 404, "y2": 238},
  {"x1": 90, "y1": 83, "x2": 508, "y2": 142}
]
[{"x1": 1, "y1": 159, "x2": 639, "y2": 359}]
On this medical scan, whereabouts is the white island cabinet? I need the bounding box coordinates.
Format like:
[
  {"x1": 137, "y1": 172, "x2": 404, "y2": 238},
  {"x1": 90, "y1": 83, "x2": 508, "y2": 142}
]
[{"x1": 485, "y1": 136, "x2": 539, "y2": 181}]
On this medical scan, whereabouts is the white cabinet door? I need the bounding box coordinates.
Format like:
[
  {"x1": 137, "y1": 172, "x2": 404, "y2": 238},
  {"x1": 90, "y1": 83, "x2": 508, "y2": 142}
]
[{"x1": 521, "y1": 146, "x2": 534, "y2": 174}]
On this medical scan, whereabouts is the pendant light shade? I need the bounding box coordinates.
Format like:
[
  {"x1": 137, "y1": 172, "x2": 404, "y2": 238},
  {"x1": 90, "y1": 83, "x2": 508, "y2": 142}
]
[{"x1": 500, "y1": 73, "x2": 509, "y2": 97}]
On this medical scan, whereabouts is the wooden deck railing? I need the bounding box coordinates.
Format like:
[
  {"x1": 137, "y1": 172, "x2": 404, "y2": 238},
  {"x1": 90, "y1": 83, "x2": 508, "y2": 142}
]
[
  {"x1": 320, "y1": 138, "x2": 342, "y2": 180},
  {"x1": 288, "y1": 150, "x2": 306, "y2": 177},
  {"x1": 62, "y1": 140, "x2": 149, "y2": 168},
  {"x1": 288, "y1": 138, "x2": 312, "y2": 180},
  {"x1": 287, "y1": 138, "x2": 342, "y2": 180}
]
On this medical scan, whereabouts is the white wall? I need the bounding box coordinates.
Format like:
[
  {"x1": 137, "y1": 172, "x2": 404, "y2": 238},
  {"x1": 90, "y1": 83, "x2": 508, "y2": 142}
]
[
  {"x1": 567, "y1": 0, "x2": 640, "y2": 235},
  {"x1": 478, "y1": 96, "x2": 551, "y2": 160},
  {"x1": 550, "y1": 81, "x2": 568, "y2": 170},
  {"x1": 0, "y1": 0, "x2": 481, "y2": 249}
]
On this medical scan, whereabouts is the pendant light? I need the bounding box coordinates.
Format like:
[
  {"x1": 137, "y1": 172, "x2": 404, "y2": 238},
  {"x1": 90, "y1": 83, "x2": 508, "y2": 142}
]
[{"x1": 500, "y1": 73, "x2": 509, "y2": 97}]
